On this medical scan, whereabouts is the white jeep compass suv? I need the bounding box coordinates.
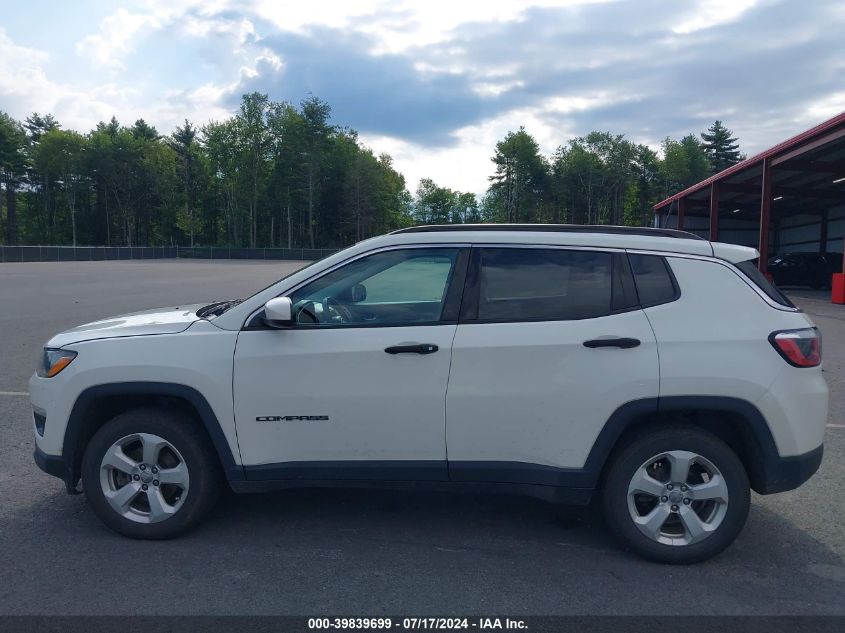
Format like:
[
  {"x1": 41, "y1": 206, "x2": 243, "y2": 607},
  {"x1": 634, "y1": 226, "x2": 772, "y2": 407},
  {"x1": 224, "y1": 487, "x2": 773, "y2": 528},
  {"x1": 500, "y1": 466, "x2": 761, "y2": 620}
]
[{"x1": 31, "y1": 225, "x2": 828, "y2": 563}]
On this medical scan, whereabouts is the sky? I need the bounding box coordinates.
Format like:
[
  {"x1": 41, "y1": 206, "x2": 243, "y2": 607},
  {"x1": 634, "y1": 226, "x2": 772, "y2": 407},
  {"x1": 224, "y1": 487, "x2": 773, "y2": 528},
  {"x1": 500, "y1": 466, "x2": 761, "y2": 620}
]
[{"x1": 1, "y1": 0, "x2": 843, "y2": 195}]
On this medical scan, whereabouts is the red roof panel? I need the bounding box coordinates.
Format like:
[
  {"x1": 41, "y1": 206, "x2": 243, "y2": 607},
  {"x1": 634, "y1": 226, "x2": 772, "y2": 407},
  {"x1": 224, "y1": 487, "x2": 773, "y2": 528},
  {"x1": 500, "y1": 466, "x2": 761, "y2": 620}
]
[{"x1": 654, "y1": 110, "x2": 845, "y2": 210}]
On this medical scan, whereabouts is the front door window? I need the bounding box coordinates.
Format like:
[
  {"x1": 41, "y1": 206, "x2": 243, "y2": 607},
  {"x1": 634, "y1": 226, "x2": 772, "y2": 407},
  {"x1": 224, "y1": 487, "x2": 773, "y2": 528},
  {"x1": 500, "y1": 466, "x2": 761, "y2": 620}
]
[{"x1": 289, "y1": 248, "x2": 460, "y2": 326}]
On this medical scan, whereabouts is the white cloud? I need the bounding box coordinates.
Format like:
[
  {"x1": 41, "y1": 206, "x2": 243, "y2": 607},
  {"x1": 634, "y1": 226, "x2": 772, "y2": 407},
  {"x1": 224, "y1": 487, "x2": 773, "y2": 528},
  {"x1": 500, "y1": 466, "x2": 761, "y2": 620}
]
[
  {"x1": 0, "y1": 23, "x2": 233, "y2": 133},
  {"x1": 75, "y1": 1, "x2": 252, "y2": 69},
  {"x1": 0, "y1": 28, "x2": 51, "y2": 101},
  {"x1": 0, "y1": 28, "x2": 106, "y2": 129},
  {"x1": 252, "y1": 0, "x2": 613, "y2": 54},
  {"x1": 251, "y1": 0, "x2": 381, "y2": 33},
  {"x1": 672, "y1": 0, "x2": 758, "y2": 34},
  {"x1": 356, "y1": 89, "x2": 648, "y2": 195},
  {"x1": 472, "y1": 79, "x2": 525, "y2": 97},
  {"x1": 543, "y1": 92, "x2": 638, "y2": 115},
  {"x1": 360, "y1": 100, "x2": 589, "y2": 196},
  {"x1": 805, "y1": 92, "x2": 845, "y2": 122},
  {"x1": 3, "y1": 0, "x2": 845, "y2": 198},
  {"x1": 76, "y1": 8, "x2": 162, "y2": 69},
  {"x1": 143, "y1": 83, "x2": 234, "y2": 129},
  {"x1": 182, "y1": 14, "x2": 258, "y2": 51},
  {"x1": 360, "y1": 132, "x2": 489, "y2": 197}
]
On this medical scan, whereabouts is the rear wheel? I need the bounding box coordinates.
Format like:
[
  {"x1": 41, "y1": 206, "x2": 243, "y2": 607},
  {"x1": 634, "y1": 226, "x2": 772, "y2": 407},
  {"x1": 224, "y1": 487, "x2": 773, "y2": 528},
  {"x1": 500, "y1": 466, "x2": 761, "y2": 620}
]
[
  {"x1": 81, "y1": 407, "x2": 220, "y2": 539},
  {"x1": 602, "y1": 426, "x2": 750, "y2": 563}
]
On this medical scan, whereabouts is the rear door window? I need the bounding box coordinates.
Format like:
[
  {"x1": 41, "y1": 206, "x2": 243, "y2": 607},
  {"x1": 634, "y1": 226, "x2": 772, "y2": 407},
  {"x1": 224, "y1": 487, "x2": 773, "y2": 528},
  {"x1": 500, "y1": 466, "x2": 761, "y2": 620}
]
[{"x1": 470, "y1": 248, "x2": 616, "y2": 321}]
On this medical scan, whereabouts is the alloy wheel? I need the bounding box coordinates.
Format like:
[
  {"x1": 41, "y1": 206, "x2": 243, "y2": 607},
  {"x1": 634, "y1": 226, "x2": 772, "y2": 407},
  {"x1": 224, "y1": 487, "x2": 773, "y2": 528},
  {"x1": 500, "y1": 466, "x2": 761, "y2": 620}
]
[
  {"x1": 626, "y1": 450, "x2": 729, "y2": 546},
  {"x1": 99, "y1": 432, "x2": 190, "y2": 523}
]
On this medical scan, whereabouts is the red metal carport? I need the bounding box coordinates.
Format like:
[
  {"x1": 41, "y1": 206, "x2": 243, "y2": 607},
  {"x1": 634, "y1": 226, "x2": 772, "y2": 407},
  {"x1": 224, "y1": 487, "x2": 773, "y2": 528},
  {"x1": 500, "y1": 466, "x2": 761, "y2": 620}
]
[{"x1": 653, "y1": 111, "x2": 845, "y2": 297}]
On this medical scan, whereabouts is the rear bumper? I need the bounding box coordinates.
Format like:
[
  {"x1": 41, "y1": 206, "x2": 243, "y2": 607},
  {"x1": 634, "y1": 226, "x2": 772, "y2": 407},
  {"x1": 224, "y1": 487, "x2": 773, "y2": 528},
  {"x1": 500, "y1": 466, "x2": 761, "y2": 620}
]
[{"x1": 757, "y1": 444, "x2": 823, "y2": 494}]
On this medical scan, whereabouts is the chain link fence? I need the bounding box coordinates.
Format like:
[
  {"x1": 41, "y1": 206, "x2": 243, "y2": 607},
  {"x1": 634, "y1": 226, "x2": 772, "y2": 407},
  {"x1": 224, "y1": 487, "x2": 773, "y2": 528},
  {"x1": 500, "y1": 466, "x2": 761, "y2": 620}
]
[{"x1": 0, "y1": 245, "x2": 338, "y2": 263}]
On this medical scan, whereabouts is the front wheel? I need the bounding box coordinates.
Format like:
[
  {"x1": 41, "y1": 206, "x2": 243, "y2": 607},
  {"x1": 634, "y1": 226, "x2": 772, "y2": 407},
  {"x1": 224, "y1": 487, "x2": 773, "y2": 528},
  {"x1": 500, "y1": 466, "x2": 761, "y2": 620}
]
[
  {"x1": 602, "y1": 426, "x2": 750, "y2": 564},
  {"x1": 81, "y1": 407, "x2": 220, "y2": 539}
]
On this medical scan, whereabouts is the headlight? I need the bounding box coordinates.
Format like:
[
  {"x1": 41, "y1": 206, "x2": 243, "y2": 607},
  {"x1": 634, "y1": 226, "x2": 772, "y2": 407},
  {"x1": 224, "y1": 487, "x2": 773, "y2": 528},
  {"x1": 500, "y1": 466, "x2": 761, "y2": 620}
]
[{"x1": 37, "y1": 349, "x2": 77, "y2": 378}]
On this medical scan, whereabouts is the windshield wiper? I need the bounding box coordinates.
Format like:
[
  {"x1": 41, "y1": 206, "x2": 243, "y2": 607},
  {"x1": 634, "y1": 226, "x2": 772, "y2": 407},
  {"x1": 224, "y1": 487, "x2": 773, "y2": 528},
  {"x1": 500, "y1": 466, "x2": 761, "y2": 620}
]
[{"x1": 197, "y1": 300, "x2": 242, "y2": 318}]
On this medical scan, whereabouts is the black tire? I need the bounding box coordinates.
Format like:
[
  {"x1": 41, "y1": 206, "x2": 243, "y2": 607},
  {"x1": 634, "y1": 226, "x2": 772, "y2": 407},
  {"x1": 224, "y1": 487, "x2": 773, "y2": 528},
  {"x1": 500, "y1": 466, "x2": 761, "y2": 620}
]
[
  {"x1": 81, "y1": 406, "x2": 221, "y2": 539},
  {"x1": 602, "y1": 426, "x2": 750, "y2": 564}
]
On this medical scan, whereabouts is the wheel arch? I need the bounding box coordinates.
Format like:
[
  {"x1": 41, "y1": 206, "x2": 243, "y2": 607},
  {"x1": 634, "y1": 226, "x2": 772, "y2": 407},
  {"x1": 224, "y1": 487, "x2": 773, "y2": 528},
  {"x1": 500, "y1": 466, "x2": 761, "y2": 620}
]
[
  {"x1": 63, "y1": 382, "x2": 244, "y2": 490},
  {"x1": 587, "y1": 396, "x2": 781, "y2": 494}
]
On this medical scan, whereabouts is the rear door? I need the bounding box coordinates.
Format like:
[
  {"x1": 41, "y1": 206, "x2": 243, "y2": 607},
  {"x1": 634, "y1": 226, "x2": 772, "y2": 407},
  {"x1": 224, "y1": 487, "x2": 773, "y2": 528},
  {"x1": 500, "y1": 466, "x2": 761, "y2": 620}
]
[{"x1": 445, "y1": 246, "x2": 660, "y2": 483}]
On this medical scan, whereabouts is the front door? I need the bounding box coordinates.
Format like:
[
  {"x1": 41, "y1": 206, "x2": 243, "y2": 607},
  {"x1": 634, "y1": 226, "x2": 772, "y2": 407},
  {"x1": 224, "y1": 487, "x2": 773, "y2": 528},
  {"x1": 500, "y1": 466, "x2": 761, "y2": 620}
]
[{"x1": 233, "y1": 246, "x2": 468, "y2": 481}]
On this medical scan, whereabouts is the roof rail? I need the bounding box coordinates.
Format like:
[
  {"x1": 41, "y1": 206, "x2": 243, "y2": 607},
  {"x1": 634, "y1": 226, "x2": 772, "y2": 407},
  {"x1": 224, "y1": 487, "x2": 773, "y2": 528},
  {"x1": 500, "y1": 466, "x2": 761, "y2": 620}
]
[{"x1": 390, "y1": 224, "x2": 706, "y2": 240}]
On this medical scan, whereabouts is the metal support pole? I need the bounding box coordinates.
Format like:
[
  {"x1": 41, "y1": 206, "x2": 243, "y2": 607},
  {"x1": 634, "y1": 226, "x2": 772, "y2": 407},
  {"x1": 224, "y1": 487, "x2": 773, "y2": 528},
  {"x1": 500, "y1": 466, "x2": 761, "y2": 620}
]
[
  {"x1": 820, "y1": 209, "x2": 829, "y2": 252},
  {"x1": 677, "y1": 197, "x2": 686, "y2": 231},
  {"x1": 709, "y1": 182, "x2": 720, "y2": 241},
  {"x1": 759, "y1": 158, "x2": 772, "y2": 273}
]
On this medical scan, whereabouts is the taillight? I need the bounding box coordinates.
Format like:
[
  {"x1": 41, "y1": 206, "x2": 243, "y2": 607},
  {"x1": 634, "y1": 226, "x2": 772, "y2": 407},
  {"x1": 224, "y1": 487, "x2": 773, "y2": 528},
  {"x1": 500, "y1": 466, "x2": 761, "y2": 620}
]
[{"x1": 769, "y1": 328, "x2": 821, "y2": 367}]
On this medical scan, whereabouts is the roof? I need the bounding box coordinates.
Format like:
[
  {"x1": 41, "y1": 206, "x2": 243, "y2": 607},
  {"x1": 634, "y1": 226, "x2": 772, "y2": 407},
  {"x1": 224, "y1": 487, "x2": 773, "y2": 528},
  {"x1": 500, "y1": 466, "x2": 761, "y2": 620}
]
[
  {"x1": 654, "y1": 110, "x2": 845, "y2": 210},
  {"x1": 392, "y1": 224, "x2": 705, "y2": 240},
  {"x1": 380, "y1": 225, "x2": 720, "y2": 257},
  {"x1": 388, "y1": 225, "x2": 758, "y2": 262}
]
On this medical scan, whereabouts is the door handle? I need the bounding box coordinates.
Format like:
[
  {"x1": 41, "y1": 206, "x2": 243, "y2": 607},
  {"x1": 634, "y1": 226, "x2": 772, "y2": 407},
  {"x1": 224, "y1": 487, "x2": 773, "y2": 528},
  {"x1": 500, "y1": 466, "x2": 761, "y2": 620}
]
[
  {"x1": 583, "y1": 337, "x2": 641, "y2": 349},
  {"x1": 384, "y1": 344, "x2": 439, "y2": 355}
]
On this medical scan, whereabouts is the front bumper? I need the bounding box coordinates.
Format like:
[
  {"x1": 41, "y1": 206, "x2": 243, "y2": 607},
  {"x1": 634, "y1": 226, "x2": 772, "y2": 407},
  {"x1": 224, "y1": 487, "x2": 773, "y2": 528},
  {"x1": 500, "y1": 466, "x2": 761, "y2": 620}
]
[
  {"x1": 756, "y1": 444, "x2": 823, "y2": 494},
  {"x1": 33, "y1": 446, "x2": 79, "y2": 494}
]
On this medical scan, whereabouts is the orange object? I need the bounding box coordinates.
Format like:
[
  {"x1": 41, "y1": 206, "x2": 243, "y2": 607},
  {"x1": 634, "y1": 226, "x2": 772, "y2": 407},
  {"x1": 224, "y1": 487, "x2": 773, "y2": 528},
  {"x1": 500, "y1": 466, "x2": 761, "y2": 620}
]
[
  {"x1": 832, "y1": 273, "x2": 845, "y2": 304},
  {"x1": 47, "y1": 355, "x2": 75, "y2": 377}
]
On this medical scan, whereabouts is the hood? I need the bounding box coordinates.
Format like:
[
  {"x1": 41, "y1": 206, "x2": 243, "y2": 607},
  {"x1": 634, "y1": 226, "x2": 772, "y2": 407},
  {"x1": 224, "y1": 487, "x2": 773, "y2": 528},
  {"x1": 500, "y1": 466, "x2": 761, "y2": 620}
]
[{"x1": 46, "y1": 304, "x2": 207, "y2": 348}]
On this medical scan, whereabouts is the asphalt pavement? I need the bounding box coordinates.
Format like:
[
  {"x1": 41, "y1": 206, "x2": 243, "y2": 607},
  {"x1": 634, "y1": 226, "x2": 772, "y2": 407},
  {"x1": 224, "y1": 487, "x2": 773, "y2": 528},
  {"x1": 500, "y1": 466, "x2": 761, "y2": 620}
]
[{"x1": 0, "y1": 260, "x2": 843, "y2": 615}]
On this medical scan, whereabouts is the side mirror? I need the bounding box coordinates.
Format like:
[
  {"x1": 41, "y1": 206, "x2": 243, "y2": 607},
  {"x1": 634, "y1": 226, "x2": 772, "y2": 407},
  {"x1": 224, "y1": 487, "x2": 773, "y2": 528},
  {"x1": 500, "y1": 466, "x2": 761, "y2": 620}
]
[
  {"x1": 264, "y1": 297, "x2": 293, "y2": 328},
  {"x1": 351, "y1": 283, "x2": 367, "y2": 303}
]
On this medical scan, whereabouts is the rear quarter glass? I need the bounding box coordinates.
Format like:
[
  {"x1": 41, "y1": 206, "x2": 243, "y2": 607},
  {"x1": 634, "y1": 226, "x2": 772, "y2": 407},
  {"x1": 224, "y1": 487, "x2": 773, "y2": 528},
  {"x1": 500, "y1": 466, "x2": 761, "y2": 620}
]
[
  {"x1": 628, "y1": 254, "x2": 679, "y2": 307},
  {"x1": 735, "y1": 259, "x2": 795, "y2": 308}
]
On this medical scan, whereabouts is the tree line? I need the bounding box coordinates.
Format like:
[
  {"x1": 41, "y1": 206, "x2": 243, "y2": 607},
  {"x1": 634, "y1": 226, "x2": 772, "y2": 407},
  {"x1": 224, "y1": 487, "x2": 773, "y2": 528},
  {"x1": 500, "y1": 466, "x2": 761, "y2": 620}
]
[
  {"x1": 0, "y1": 93, "x2": 743, "y2": 248},
  {"x1": 466, "y1": 120, "x2": 739, "y2": 228}
]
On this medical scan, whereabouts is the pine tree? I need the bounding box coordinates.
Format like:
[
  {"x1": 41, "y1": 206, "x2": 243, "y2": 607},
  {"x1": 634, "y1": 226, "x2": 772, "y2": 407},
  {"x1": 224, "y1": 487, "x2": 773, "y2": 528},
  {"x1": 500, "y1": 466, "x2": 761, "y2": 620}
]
[
  {"x1": 701, "y1": 121, "x2": 741, "y2": 174},
  {"x1": 171, "y1": 120, "x2": 201, "y2": 247},
  {"x1": 0, "y1": 111, "x2": 27, "y2": 244},
  {"x1": 489, "y1": 127, "x2": 548, "y2": 223}
]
